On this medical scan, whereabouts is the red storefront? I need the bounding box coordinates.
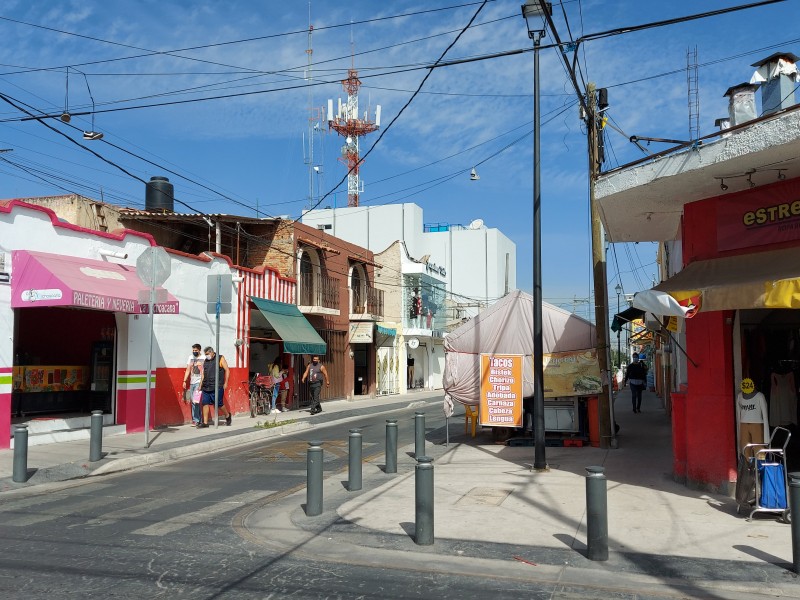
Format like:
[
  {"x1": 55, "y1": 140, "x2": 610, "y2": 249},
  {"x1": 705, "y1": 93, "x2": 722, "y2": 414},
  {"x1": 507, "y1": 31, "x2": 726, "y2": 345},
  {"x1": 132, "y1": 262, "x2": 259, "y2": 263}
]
[{"x1": 661, "y1": 177, "x2": 800, "y2": 492}]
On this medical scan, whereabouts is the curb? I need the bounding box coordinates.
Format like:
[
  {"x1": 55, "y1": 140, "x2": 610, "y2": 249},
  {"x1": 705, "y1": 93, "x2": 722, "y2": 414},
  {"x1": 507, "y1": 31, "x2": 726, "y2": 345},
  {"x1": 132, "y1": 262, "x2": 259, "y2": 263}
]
[{"x1": 91, "y1": 421, "x2": 312, "y2": 476}]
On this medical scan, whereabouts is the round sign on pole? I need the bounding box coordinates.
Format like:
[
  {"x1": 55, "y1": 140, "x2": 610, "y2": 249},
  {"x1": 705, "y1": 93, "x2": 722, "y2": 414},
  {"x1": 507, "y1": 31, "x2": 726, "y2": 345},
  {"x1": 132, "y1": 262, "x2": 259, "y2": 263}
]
[
  {"x1": 408, "y1": 338, "x2": 419, "y2": 349},
  {"x1": 136, "y1": 247, "x2": 170, "y2": 288}
]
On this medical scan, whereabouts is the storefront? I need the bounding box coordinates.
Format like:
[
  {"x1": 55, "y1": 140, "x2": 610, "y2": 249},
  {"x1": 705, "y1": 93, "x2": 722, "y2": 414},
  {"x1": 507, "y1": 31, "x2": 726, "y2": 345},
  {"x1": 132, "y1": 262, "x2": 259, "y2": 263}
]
[
  {"x1": 636, "y1": 178, "x2": 800, "y2": 490},
  {"x1": 8, "y1": 249, "x2": 179, "y2": 437},
  {"x1": 376, "y1": 322, "x2": 400, "y2": 395},
  {"x1": 249, "y1": 296, "x2": 326, "y2": 409},
  {"x1": 402, "y1": 271, "x2": 446, "y2": 391}
]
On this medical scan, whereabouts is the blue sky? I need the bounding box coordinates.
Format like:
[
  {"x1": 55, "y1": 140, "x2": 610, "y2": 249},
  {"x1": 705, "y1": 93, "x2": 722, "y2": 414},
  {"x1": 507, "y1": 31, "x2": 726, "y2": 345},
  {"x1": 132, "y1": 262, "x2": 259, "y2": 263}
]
[{"x1": 0, "y1": 0, "x2": 797, "y2": 321}]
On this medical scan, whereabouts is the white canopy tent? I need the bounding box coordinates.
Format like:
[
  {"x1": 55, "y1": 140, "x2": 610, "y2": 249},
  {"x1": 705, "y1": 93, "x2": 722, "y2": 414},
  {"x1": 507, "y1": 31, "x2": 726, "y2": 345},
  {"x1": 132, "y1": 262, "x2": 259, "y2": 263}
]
[{"x1": 443, "y1": 290, "x2": 597, "y2": 406}]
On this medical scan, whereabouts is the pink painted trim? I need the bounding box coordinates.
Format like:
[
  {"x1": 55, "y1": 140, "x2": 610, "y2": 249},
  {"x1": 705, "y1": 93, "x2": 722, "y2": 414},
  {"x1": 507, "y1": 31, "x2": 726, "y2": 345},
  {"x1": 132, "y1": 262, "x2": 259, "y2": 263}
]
[{"x1": 0, "y1": 367, "x2": 11, "y2": 374}]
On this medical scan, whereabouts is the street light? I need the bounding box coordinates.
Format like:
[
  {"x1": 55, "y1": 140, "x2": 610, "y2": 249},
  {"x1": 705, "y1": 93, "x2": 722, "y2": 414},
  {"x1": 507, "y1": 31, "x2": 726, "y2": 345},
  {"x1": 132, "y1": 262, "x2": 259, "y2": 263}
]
[
  {"x1": 522, "y1": 0, "x2": 551, "y2": 472},
  {"x1": 615, "y1": 283, "x2": 622, "y2": 371}
]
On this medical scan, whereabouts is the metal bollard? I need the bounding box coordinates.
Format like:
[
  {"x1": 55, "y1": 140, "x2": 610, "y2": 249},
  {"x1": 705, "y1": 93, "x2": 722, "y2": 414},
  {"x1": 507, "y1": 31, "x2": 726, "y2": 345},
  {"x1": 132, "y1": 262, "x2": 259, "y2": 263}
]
[
  {"x1": 306, "y1": 441, "x2": 324, "y2": 516},
  {"x1": 12, "y1": 425, "x2": 29, "y2": 483},
  {"x1": 89, "y1": 410, "x2": 104, "y2": 462},
  {"x1": 385, "y1": 419, "x2": 398, "y2": 474},
  {"x1": 585, "y1": 465, "x2": 609, "y2": 561},
  {"x1": 789, "y1": 472, "x2": 800, "y2": 574},
  {"x1": 414, "y1": 411, "x2": 426, "y2": 458},
  {"x1": 415, "y1": 456, "x2": 435, "y2": 545},
  {"x1": 348, "y1": 429, "x2": 362, "y2": 491}
]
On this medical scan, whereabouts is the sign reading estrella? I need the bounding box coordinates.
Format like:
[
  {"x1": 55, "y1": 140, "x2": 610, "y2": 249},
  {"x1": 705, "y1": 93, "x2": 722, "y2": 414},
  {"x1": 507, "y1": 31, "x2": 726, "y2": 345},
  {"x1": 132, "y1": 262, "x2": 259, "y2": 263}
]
[
  {"x1": 717, "y1": 189, "x2": 800, "y2": 251},
  {"x1": 479, "y1": 353, "x2": 523, "y2": 427}
]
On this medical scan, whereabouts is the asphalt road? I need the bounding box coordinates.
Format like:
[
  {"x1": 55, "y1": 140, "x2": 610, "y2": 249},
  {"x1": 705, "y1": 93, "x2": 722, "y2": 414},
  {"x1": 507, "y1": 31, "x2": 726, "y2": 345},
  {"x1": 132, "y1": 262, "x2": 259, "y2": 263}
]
[{"x1": 0, "y1": 400, "x2": 725, "y2": 599}]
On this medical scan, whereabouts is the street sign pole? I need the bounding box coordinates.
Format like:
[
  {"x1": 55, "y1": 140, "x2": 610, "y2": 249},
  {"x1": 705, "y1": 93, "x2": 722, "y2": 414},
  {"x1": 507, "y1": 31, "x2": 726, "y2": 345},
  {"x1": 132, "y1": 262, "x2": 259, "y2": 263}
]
[
  {"x1": 206, "y1": 273, "x2": 232, "y2": 429},
  {"x1": 214, "y1": 276, "x2": 221, "y2": 429},
  {"x1": 144, "y1": 283, "x2": 155, "y2": 447},
  {"x1": 136, "y1": 246, "x2": 171, "y2": 449}
]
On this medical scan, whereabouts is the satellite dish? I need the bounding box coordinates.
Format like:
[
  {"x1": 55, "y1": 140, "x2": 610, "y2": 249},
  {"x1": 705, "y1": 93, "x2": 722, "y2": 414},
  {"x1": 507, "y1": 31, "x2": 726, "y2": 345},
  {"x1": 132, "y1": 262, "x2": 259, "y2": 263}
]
[
  {"x1": 346, "y1": 136, "x2": 353, "y2": 144},
  {"x1": 469, "y1": 219, "x2": 484, "y2": 230},
  {"x1": 470, "y1": 167, "x2": 480, "y2": 181}
]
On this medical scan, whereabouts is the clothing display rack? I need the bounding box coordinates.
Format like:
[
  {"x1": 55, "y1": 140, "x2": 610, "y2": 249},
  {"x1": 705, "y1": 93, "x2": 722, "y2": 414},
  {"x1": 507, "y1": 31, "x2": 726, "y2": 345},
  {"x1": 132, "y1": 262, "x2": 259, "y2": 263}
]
[{"x1": 737, "y1": 426, "x2": 792, "y2": 523}]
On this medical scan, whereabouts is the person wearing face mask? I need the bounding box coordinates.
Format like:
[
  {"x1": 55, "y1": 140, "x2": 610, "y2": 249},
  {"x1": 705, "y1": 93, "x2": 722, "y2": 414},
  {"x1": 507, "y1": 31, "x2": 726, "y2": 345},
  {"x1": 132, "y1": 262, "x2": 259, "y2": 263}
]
[
  {"x1": 182, "y1": 343, "x2": 204, "y2": 427},
  {"x1": 301, "y1": 355, "x2": 330, "y2": 415},
  {"x1": 198, "y1": 346, "x2": 232, "y2": 428}
]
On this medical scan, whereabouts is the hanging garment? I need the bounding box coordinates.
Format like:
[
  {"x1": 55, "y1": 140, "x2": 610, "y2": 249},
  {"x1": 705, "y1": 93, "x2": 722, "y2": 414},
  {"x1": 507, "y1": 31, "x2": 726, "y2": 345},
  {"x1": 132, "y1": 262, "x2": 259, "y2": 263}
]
[{"x1": 770, "y1": 371, "x2": 797, "y2": 426}]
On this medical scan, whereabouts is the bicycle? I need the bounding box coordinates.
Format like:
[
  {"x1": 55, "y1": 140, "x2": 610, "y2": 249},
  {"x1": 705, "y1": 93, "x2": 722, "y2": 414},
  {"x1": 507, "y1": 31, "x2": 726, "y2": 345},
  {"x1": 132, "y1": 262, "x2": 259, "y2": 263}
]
[{"x1": 242, "y1": 374, "x2": 272, "y2": 417}]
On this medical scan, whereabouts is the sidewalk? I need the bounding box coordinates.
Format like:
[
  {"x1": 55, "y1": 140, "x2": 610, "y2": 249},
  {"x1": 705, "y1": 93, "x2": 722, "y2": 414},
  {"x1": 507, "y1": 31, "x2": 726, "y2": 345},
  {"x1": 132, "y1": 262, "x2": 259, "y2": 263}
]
[
  {"x1": 242, "y1": 389, "x2": 799, "y2": 599},
  {"x1": 0, "y1": 390, "x2": 442, "y2": 493}
]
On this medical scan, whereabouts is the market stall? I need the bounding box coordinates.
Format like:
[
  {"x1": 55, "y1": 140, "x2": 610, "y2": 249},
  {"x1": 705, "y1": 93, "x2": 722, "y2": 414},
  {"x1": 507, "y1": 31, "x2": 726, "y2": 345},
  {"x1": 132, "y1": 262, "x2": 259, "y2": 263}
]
[{"x1": 443, "y1": 290, "x2": 600, "y2": 441}]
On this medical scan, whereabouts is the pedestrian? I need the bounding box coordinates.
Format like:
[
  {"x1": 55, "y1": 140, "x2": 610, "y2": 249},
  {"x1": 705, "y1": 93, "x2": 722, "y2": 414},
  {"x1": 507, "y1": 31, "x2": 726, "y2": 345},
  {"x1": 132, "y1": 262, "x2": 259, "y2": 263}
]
[
  {"x1": 182, "y1": 343, "x2": 204, "y2": 426},
  {"x1": 269, "y1": 358, "x2": 285, "y2": 413},
  {"x1": 301, "y1": 354, "x2": 329, "y2": 414},
  {"x1": 623, "y1": 354, "x2": 648, "y2": 413},
  {"x1": 279, "y1": 360, "x2": 294, "y2": 412},
  {"x1": 197, "y1": 346, "x2": 232, "y2": 428}
]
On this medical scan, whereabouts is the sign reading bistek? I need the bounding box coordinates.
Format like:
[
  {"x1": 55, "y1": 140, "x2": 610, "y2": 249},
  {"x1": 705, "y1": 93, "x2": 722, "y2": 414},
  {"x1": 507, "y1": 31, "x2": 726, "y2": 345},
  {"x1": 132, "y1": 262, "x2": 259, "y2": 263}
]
[{"x1": 479, "y1": 354, "x2": 523, "y2": 427}]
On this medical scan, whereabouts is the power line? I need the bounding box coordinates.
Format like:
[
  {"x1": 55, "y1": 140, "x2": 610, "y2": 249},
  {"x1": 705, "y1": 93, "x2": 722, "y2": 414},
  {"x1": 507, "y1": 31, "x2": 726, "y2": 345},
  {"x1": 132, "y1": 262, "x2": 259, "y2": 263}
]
[{"x1": 0, "y1": 2, "x2": 497, "y2": 75}]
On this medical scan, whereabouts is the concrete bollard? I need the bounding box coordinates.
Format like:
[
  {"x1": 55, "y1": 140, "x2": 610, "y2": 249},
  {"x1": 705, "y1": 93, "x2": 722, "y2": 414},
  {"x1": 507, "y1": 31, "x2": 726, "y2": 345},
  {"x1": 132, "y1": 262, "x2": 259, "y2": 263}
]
[
  {"x1": 89, "y1": 410, "x2": 104, "y2": 462},
  {"x1": 415, "y1": 456, "x2": 435, "y2": 545},
  {"x1": 789, "y1": 472, "x2": 800, "y2": 574},
  {"x1": 306, "y1": 441, "x2": 324, "y2": 516},
  {"x1": 585, "y1": 465, "x2": 609, "y2": 561},
  {"x1": 385, "y1": 419, "x2": 398, "y2": 474},
  {"x1": 414, "y1": 411, "x2": 426, "y2": 458},
  {"x1": 348, "y1": 428, "x2": 362, "y2": 491},
  {"x1": 12, "y1": 425, "x2": 29, "y2": 483}
]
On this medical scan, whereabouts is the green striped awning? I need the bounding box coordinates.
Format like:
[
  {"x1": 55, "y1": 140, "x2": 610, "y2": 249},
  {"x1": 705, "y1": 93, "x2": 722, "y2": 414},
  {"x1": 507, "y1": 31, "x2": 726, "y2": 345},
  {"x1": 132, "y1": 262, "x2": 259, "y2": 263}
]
[{"x1": 251, "y1": 297, "x2": 327, "y2": 355}]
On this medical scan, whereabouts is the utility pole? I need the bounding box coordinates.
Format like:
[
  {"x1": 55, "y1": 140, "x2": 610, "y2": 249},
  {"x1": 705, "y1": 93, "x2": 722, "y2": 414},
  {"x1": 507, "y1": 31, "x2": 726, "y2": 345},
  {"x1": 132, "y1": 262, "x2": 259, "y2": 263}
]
[{"x1": 587, "y1": 83, "x2": 615, "y2": 449}]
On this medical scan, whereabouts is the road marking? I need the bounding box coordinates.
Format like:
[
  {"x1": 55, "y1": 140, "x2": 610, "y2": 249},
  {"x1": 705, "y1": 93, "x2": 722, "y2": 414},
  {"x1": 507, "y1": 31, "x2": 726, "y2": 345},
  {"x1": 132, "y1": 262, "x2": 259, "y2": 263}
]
[
  {"x1": 3, "y1": 485, "x2": 165, "y2": 527},
  {"x1": 83, "y1": 485, "x2": 211, "y2": 528},
  {"x1": 131, "y1": 490, "x2": 271, "y2": 536}
]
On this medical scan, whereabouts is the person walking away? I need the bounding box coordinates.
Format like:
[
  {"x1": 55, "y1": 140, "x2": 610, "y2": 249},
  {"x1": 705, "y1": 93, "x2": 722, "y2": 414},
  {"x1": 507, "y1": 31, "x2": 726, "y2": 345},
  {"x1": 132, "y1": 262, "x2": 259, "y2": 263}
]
[
  {"x1": 623, "y1": 354, "x2": 648, "y2": 413},
  {"x1": 302, "y1": 355, "x2": 329, "y2": 414},
  {"x1": 182, "y1": 343, "x2": 205, "y2": 426},
  {"x1": 279, "y1": 360, "x2": 294, "y2": 412},
  {"x1": 269, "y1": 358, "x2": 285, "y2": 413},
  {"x1": 198, "y1": 346, "x2": 232, "y2": 427}
]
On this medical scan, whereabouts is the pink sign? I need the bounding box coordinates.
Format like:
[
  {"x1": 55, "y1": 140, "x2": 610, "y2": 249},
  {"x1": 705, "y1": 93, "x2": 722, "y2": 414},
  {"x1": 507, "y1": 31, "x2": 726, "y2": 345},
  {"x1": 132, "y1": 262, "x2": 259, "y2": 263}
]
[{"x1": 11, "y1": 250, "x2": 180, "y2": 314}]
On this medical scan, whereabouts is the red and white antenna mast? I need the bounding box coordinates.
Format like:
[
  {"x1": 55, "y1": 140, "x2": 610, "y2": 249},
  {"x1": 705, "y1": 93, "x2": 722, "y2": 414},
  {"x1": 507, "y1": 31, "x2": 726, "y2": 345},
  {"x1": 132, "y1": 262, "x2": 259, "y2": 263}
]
[{"x1": 327, "y1": 67, "x2": 381, "y2": 207}]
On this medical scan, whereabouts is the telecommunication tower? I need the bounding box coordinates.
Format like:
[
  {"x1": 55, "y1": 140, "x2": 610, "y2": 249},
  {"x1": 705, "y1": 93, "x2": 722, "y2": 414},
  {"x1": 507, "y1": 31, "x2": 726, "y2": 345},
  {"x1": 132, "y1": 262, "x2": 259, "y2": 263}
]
[{"x1": 327, "y1": 69, "x2": 381, "y2": 207}]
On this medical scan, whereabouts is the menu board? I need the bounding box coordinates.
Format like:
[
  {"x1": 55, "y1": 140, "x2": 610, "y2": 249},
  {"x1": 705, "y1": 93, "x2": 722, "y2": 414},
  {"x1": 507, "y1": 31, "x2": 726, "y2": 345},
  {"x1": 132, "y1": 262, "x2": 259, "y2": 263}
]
[
  {"x1": 542, "y1": 349, "x2": 601, "y2": 398},
  {"x1": 479, "y1": 354, "x2": 523, "y2": 427}
]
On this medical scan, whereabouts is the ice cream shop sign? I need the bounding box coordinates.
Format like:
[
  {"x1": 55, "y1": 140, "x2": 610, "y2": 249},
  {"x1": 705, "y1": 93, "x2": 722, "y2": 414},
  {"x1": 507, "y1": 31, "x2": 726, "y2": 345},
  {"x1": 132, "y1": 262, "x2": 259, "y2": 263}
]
[{"x1": 11, "y1": 250, "x2": 180, "y2": 315}]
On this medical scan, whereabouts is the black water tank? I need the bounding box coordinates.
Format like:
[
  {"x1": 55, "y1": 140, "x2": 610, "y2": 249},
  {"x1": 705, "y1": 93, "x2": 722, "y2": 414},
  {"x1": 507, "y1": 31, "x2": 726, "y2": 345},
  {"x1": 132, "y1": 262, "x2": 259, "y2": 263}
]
[{"x1": 145, "y1": 176, "x2": 174, "y2": 212}]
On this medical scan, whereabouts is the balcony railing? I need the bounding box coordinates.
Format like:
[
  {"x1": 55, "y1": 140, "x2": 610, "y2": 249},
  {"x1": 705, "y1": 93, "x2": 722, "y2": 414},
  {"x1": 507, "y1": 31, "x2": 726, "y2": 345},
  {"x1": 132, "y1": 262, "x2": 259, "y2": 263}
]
[
  {"x1": 351, "y1": 285, "x2": 384, "y2": 319},
  {"x1": 299, "y1": 272, "x2": 340, "y2": 311}
]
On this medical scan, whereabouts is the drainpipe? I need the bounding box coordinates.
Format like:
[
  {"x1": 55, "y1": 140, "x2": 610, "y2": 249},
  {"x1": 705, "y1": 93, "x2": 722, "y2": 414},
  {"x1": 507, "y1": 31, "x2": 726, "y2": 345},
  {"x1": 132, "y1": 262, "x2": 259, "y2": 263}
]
[{"x1": 216, "y1": 221, "x2": 222, "y2": 254}]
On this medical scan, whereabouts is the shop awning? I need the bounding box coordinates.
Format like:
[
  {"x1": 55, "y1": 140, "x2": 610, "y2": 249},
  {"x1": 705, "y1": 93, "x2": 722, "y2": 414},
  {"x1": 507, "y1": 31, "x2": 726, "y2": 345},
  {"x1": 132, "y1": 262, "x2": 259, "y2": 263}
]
[
  {"x1": 251, "y1": 296, "x2": 326, "y2": 355},
  {"x1": 377, "y1": 322, "x2": 397, "y2": 336},
  {"x1": 610, "y1": 306, "x2": 645, "y2": 332},
  {"x1": 10, "y1": 250, "x2": 179, "y2": 314},
  {"x1": 650, "y1": 246, "x2": 800, "y2": 314}
]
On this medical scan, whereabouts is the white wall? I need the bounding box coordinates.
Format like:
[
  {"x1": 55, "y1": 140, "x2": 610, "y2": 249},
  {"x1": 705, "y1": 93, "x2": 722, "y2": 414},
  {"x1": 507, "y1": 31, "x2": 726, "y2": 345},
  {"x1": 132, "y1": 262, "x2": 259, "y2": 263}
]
[
  {"x1": 423, "y1": 227, "x2": 516, "y2": 312},
  {"x1": 302, "y1": 204, "x2": 425, "y2": 258}
]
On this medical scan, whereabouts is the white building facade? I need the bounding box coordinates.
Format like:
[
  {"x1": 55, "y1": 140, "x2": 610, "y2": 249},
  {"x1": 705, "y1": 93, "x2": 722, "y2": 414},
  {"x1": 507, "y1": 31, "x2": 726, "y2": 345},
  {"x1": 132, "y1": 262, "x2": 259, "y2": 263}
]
[{"x1": 302, "y1": 203, "x2": 516, "y2": 323}]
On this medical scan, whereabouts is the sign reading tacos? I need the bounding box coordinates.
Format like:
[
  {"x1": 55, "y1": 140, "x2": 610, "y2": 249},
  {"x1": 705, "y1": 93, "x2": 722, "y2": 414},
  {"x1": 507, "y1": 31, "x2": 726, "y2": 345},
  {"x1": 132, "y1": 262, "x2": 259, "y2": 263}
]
[{"x1": 479, "y1": 354, "x2": 523, "y2": 427}]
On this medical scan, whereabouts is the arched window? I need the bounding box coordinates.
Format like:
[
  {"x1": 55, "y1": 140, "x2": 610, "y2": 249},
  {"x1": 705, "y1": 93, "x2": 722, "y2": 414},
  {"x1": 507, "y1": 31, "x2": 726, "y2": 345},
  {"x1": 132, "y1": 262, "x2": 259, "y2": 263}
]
[
  {"x1": 350, "y1": 263, "x2": 367, "y2": 314},
  {"x1": 299, "y1": 248, "x2": 321, "y2": 306}
]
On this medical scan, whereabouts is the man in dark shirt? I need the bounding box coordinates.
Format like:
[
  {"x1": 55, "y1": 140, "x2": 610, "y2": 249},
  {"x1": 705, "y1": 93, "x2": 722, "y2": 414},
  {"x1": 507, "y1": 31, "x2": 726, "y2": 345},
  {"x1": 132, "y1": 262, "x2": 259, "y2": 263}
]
[{"x1": 623, "y1": 354, "x2": 648, "y2": 413}]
